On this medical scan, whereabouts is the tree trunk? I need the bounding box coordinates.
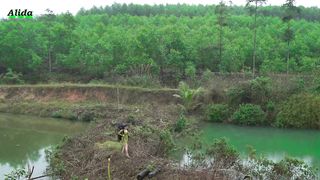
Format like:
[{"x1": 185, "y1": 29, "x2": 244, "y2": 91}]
[
  {"x1": 252, "y1": 1, "x2": 258, "y2": 77},
  {"x1": 48, "y1": 49, "x2": 52, "y2": 73},
  {"x1": 287, "y1": 41, "x2": 290, "y2": 74},
  {"x1": 286, "y1": 21, "x2": 291, "y2": 75},
  {"x1": 219, "y1": 25, "x2": 223, "y2": 65}
]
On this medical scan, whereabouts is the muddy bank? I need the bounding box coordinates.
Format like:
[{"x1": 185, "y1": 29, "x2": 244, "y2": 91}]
[
  {"x1": 0, "y1": 84, "x2": 181, "y2": 121},
  {"x1": 0, "y1": 84, "x2": 178, "y2": 105}
]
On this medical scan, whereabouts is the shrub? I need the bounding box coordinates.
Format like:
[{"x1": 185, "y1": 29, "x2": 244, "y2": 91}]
[
  {"x1": 249, "y1": 76, "x2": 271, "y2": 104},
  {"x1": 174, "y1": 81, "x2": 203, "y2": 112},
  {"x1": 174, "y1": 115, "x2": 186, "y2": 132},
  {"x1": 313, "y1": 76, "x2": 320, "y2": 93},
  {"x1": 276, "y1": 93, "x2": 320, "y2": 129},
  {"x1": 205, "y1": 104, "x2": 230, "y2": 122},
  {"x1": 226, "y1": 85, "x2": 247, "y2": 106},
  {"x1": 4, "y1": 169, "x2": 27, "y2": 180},
  {"x1": 243, "y1": 155, "x2": 316, "y2": 179},
  {"x1": 226, "y1": 76, "x2": 271, "y2": 106},
  {"x1": 232, "y1": 104, "x2": 266, "y2": 125},
  {"x1": 158, "y1": 130, "x2": 175, "y2": 156},
  {"x1": 123, "y1": 75, "x2": 160, "y2": 88},
  {"x1": 206, "y1": 138, "x2": 239, "y2": 168},
  {"x1": 78, "y1": 111, "x2": 95, "y2": 122},
  {"x1": 272, "y1": 157, "x2": 316, "y2": 179},
  {"x1": 0, "y1": 68, "x2": 24, "y2": 84},
  {"x1": 266, "y1": 101, "x2": 275, "y2": 112},
  {"x1": 201, "y1": 69, "x2": 213, "y2": 83},
  {"x1": 287, "y1": 77, "x2": 306, "y2": 94},
  {"x1": 185, "y1": 62, "x2": 196, "y2": 80}
]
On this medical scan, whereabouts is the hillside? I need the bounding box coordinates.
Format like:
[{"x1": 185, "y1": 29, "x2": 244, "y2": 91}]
[{"x1": 0, "y1": 4, "x2": 319, "y2": 86}]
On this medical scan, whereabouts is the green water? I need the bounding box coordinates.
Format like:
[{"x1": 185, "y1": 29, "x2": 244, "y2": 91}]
[
  {"x1": 0, "y1": 113, "x2": 88, "y2": 179},
  {"x1": 176, "y1": 123, "x2": 320, "y2": 169}
]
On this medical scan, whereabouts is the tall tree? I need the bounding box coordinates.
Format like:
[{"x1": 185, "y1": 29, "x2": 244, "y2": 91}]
[
  {"x1": 215, "y1": 1, "x2": 229, "y2": 69},
  {"x1": 246, "y1": 0, "x2": 267, "y2": 76},
  {"x1": 282, "y1": 0, "x2": 300, "y2": 74},
  {"x1": 39, "y1": 9, "x2": 56, "y2": 73}
]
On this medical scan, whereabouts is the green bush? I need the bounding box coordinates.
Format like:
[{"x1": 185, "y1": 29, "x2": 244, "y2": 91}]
[
  {"x1": 232, "y1": 104, "x2": 266, "y2": 125},
  {"x1": 287, "y1": 77, "x2": 306, "y2": 94},
  {"x1": 272, "y1": 157, "x2": 316, "y2": 179},
  {"x1": 4, "y1": 169, "x2": 27, "y2": 180},
  {"x1": 226, "y1": 85, "x2": 247, "y2": 106},
  {"x1": 174, "y1": 115, "x2": 186, "y2": 132},
  {"x1": 123, "y1": 75, "x2": 160, "y2": 88},
  {"x1": 201, "y1": 69, "x2": 213, "y2": 83},
  {"x1": 185, "y1": 62, "x2": 196, "y2": 80},
  {"x1": 159, "y1": 130, "x2": 175, "y2": 156},
  {"x1": 249, "y1": 76, "x2": 271, "y2": 104},
  {"x1": 266, "y1": 100, "x2": 275, "y2": 112},
  {"x1": 0, "y1": 68, "x2": 24, "y2": 84},
  {"x1": 244, "y1": 154, "x2": 316, "y2": 179},
  {"x1": 313, "y1": 77, "x2": 320, "y2": 93},
  {"x1": 205, "y1": 104, "x2": 230, "y2": 122},
  {"x1": 226, "y1": 76, "x2": 271, "y2": 106},
  {"x1": 78, "y1": 111, "x2": 95, "y2": 122},
  {"x1": 276, "y1": 93, "x2": 320, "y2": 129},
  {"x1": 206, "y1": 138, "x2": 239, "y2": 168},
  {"x1": 174, "y1": 81, "x2": 203, "y2": 111}
]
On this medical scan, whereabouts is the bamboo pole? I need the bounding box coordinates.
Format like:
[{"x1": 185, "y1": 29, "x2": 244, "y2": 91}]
[{"x1": 107, "y1": 158, "x2": 111, "y2": 180}]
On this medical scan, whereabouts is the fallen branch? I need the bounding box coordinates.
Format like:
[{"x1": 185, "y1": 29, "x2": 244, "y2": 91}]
[{"x1": 29, "y1": 173, "x2": 54, "y2": 180}]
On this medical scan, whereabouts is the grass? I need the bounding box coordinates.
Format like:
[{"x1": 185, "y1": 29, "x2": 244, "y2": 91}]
[
  {"x1": 0, "y1": 83, "x2": 177, "y2": 92},
  {"x1": 0, "y1": 101, "x2": 134, "y2": 121}
]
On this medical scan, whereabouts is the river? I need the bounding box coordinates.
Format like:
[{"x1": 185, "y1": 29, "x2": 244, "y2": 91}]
[
  {"x1": 175, "y1": 123, "x2": 320, "y2": 171},
  {"x1": 0, "y1": 113, "x2": 87, "y2": 179}
]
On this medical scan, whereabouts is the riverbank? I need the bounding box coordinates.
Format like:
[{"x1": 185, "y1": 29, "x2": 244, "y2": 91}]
[
  {"x1": 1, "y1": 83, "x2": 318, "y2": 179},
  {"x1": 0, "y1": 84, "x2": 179, "y2": 122}
]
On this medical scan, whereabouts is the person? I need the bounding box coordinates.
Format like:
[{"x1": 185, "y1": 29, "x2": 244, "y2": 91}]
[
  {"x1": 118, "y1": 125, "x2": 130, "y2": 158},
  {"x1": 117, "y1": 123, "x2": 126, "y2": 142}
]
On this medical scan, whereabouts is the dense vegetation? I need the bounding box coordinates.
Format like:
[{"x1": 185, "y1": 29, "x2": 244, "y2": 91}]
[
  {"x1": 204, "y1": 73, "x2": 320, "y2": 129},
  {"x1": 0, "y1": 3, "x2": 319, "y2": 84},
  {"x1": 0, "y1": 3, "x2": 319, "y2": 129}
]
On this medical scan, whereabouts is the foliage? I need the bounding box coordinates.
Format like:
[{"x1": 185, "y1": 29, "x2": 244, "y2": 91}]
[
  {"x1": 0, "y1": 68, "x2": 24, "y2": 84},
  {"x1": 77, "y1": 111, "x2": 95, "y2": 122},
  {"x1": 122, "y1": 75, "x2": 160, "y2": 88},
  {"x1": 174, "y1": 82, "x2": 203, "y2": 111},
  {"x1": 243, "y1": 155, "x2": 317, "y2": 179},
  {"x1": 185, "y1": 138, "x2": 316, "y2": 178},
  {"x1": 226, "y1": 76, "x2": 271, "y2": 106},
  {"x1": 201, "y1": 69, "x2": 214, "y2": 83},
  {"x1": 95, "y1": 141, "x2": 122, "y2": 151},
  {"x1": 158, "y1": 130, "x2": 175, "y2": 156},
  {"x1": 312, "y1": 73, "x2": 320, "y2": 93},
  {"x1": 1, "y1": 5, "x2": 320, "y2": 84},
  {"x1": 45, "y1": 146, "x2": 66, "y2": 176},
  {"x1": 232, "y1": 104, "x2": 266, "y2": 125},
  {"x1": 185, "y1": 62, "x2": 196, "y2": 80},
  {"x1": 272, "y1": 156, "x2": 316, "y2": 179},
  {"x1": 174, "y1": 114, "x2": 187, "y2": 132},
  {"x1": 226, "y1": 85, "x2": 246, "y2": 106},
  {"x1": 206, "y1": 137, "x2": 239, "y2": 168},
  {"x1": 205, "y1": 104, "x2": 230, "y2": 122},
  {"x1": 276, "y1": 93, "x2": 320, "y2": 129},
  {"x1": 248, "y1": 76, "x2": 271, "y2": 104},
  {"x1": 4, "y1": 169, "x2": 27, "y2": 180},
  {"x1": 134, "y1": 125, "x2": 154, "y2": 140},
  {"x1": 288, "y1": 77, "x2": 305, "y2": 94},
  {"x1": 266, "y1": 100, "x2": 275, "y2": 112}
]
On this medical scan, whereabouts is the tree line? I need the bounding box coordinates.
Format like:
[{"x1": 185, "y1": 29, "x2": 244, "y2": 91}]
[{"x1": 0, "y1": 1, "x2": 319, "y2": 83}]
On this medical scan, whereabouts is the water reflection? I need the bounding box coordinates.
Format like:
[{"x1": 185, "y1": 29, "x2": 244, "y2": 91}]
[
  {"x1": 174, "y1": 123, "x2": 320, "y2": 171},
  {"x1": 0, "y1": 113, "x2": 87, "y2": 179}
]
